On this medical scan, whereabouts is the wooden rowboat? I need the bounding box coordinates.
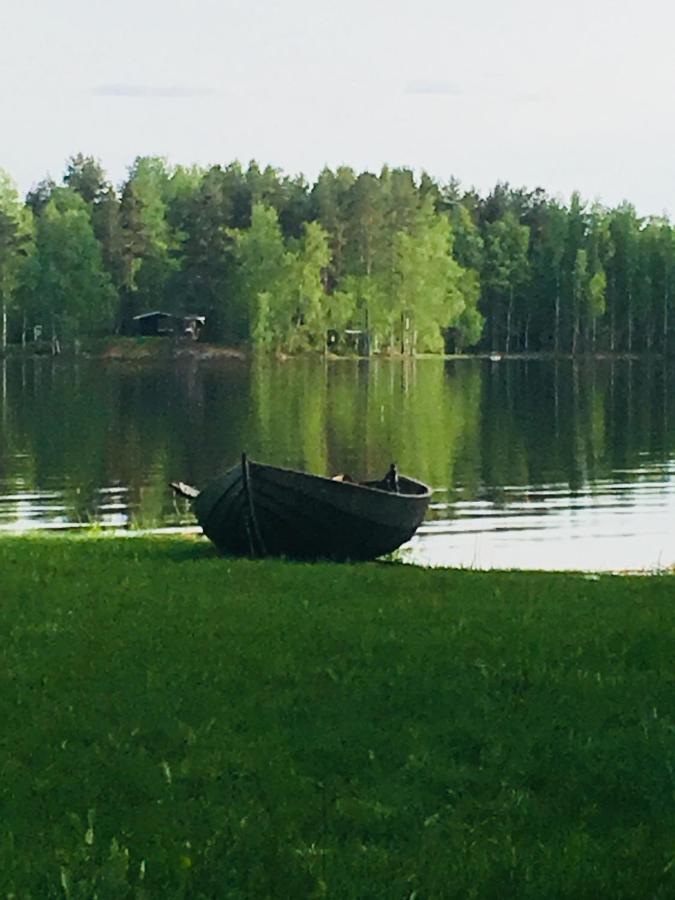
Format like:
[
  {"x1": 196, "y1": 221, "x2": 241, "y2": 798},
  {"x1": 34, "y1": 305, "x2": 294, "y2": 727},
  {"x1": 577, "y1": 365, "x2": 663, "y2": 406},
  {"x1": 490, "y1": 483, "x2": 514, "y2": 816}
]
[{"x1": 171, "y1": 454, "x2": 431, "y2": 561}]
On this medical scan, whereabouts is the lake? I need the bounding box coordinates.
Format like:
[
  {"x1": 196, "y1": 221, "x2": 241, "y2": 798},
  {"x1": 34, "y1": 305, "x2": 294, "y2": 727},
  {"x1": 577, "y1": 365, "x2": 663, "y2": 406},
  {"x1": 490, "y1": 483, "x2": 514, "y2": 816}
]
[{"x1": 1, "y1": 354, "x2": 674, "y2": 571}]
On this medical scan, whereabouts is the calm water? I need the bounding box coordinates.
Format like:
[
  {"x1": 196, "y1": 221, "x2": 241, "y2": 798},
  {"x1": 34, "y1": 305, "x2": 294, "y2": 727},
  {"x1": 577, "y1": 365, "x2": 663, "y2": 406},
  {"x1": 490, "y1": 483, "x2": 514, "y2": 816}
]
[{"x1": 1, "y1": 355, "x2": 674, "y2": 571}]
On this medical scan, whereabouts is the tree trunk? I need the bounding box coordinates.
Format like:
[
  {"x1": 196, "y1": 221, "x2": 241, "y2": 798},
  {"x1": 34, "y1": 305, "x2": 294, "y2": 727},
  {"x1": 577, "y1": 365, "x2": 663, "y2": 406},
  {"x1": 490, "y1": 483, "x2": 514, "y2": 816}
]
[
  {"x1": 609, "y1": 276, "x2": 616, "y2": 352},
  {"x1": 1, "y1": 358, "x2": 5, "y2": 423},
  {"x1": 364, "y1": 304, "x2": 371, "y2": 356},
  {"x1": 505, "y1": 288, "x2": 513, "y2": 353},
  {"x1": 51, "y1": 317, "x2": 61, "y2": 356},
  {"x1": 524, "y1": 315, "x2": 530, "y2": 352},
  {"x1": 572, "y1": 307, "x2": 580, "y2": 355},
  {"x1": 627, "y1": 292, "x2": 633, "y2": 353},
  {"x1": 1, "y1": 296, "x2": 6, "y2": 355},
  {"x1": 664, "y1": 278, "x2": 669, "y2": 355},
  {"x1": 554, "y1": 274, "x2": 560, "y2": 355},
  {"x1": 491, "y1": 295, "x2": 499, "y2": 352},
  {"x1": 554, "y1": 360, "x2": 560, "y2": 439},
  {"x1": 571, "y1": 287, "x2": 579, "y2": 355}
]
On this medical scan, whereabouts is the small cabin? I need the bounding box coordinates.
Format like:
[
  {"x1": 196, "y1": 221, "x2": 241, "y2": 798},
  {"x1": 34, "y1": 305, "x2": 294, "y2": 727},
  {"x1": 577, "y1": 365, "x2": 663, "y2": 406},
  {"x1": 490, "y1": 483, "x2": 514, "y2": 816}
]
[
  {"x1": 132, "y1": 312, "x2": 206, "y2": 341},
  {"x1": 132, "y1": 311, "x2": 176, "y2": 336}
]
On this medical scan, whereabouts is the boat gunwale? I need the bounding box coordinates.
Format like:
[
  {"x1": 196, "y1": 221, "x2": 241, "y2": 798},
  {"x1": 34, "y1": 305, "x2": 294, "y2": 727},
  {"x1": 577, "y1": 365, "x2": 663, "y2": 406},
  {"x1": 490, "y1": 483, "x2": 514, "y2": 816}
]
[{"x1": 248, "y1": 458, "x2": 433, "y2": 501}]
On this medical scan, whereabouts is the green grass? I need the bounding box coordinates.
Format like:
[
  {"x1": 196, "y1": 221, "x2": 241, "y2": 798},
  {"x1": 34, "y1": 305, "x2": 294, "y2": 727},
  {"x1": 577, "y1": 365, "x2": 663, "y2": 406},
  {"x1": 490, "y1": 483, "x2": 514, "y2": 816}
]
[{"x1": 1, "y1": 535, "x2": 675, "y2": 899}]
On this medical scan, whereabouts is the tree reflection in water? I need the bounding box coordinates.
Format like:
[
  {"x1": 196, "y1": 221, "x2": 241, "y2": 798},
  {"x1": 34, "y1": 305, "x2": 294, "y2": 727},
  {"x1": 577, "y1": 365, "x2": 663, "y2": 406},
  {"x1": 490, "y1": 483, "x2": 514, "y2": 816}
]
[{"x1": 0, "y1": 355, "x2": 674, "y2": 569}]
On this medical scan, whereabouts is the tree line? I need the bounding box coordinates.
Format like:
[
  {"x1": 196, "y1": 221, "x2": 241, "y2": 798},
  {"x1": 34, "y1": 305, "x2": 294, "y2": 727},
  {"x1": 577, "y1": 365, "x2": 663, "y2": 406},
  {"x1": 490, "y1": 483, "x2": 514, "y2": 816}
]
[{"x1": 1, "y1": 154, "x2": 674, "y2": 355}]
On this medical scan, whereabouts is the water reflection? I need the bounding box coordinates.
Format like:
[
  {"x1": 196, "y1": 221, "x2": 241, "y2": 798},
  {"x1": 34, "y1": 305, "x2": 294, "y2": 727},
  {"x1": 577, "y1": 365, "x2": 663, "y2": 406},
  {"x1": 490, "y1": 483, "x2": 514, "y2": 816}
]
[{"x1": 1, "y1": 355, "x2": 674, "y2": 571}]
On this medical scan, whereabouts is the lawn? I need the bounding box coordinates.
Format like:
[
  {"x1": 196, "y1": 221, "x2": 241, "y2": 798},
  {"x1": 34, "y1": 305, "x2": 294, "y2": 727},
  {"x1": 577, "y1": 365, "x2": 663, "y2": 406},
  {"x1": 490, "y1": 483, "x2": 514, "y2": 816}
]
[{"x1": 1, "y1": 535, "x2": 674, "y2": 898}]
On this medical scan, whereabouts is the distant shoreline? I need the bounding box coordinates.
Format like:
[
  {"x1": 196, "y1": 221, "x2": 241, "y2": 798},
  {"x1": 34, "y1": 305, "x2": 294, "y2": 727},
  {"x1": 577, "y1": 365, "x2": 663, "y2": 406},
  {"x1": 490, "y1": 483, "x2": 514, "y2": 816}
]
[{"x1": 0, "y1": 337, "x2": 656, "y2": 364}]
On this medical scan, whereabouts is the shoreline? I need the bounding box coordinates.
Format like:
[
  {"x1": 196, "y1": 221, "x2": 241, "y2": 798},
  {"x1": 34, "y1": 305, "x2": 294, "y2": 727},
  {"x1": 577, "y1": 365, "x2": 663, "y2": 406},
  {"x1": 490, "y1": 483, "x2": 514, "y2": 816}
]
[
  {"x1": 0, "y1": 336, "x2": 658, "y2": 364},
  {"x1": 1, "y1": 528, "x2": 672, "y2": 575}
]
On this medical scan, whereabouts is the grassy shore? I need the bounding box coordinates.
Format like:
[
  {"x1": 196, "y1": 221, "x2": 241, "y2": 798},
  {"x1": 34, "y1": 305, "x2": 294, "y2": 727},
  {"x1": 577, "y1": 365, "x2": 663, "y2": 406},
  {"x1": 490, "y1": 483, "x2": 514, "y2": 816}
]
[{"x1": 2, "y1": 535, "x2": 675, "y2": 898}]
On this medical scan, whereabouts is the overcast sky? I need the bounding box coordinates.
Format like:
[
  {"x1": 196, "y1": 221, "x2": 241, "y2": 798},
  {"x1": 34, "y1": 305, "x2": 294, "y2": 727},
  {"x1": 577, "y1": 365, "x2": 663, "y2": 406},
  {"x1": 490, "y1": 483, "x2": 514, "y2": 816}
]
[{"x1": 2, "y1": 0, "x2": 674, "y2": 215}]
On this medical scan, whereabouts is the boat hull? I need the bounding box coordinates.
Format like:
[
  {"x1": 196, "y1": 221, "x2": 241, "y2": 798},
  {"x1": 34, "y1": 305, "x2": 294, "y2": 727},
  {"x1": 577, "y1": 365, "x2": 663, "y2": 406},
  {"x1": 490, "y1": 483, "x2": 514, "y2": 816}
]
[{"x1": 191, "y1": 459, "x2": 431, "y2": 561}]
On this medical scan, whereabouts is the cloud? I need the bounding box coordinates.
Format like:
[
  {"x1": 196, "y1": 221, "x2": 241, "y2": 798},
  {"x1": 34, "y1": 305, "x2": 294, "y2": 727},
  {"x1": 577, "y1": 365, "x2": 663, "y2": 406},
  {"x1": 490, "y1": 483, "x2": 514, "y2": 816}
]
[
  {"x1": 405, "y1": 79, "x2": 552, "y2": 105},
  {"x1": 405, "y1": 80, "x2": 462, "y2": 96},
  {"x1": 512, "y1": 91, "x2": 549, "y2": 104},
  {"x1": 91, "y1": 84, "x2": 218, "y2": 99}
]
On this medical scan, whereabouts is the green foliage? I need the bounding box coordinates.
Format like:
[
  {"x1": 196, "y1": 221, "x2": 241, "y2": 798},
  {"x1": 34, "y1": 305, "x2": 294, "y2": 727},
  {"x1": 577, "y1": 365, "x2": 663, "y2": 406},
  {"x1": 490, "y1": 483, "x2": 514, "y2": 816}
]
[
  {"x1": 0, "y1": 170, "x2": 33, "y2": 347},
  {"x1": 118, "y1": 157, "x2": 177, "y2": 320},
  {"x1": 25, "y1": 176, "x2": 57, "y2": 216},
  {"x1": 232, "y1": 206, "x2": 333, "y2": 352},
  {"x1": 286, "y1": 221, "x2": 332, "y2": 350},
  {"x1": 589, "y1": 268, "x2": 607, "y2": 320},
  {"x1": 1, "y1": 535, "x2": 675, "y2": 897},
  {"x1": 390, "y1": 207, "x2": 467, "y2": 352},
  {"x1": 454, "y1": 268, "x2": 484, "y2": 350},
  {"x1": 484, "y1": 212, "x2": 530, "y2": 351},
  {"x1": 165, "y1": 165, "x2": 239, "y2": 339},
  {"x1": 63, "y1": 153, "x2": 110, "y2": 205},
  {"x1": 8, "y1": 157, "x2": 675, "y2": 355},
  {"x1": 92, "y1": 186, "x2": 125, "y2": 296},
  {"x1": 21, "y1": 190, "x2": 115, "y2": 339},
  {"x1": 232, "y1": 203, "x2": 289, "y2": 347},
  {"x1": 310, "y1": 166, "x2": 355, "y2": 288},
  {"x1": 449, "y1": 202, "x2": 485, "y2": 271},
  {"x1": 343, "y1": 172, "x2": 384, "y2": 279}
]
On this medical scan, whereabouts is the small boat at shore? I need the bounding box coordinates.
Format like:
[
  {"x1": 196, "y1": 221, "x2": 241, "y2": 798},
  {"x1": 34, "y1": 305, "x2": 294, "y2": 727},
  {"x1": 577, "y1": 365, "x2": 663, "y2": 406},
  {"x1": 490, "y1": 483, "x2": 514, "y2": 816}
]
[{"x1": 171, "y1": 454, "x2": 431, "y2": 561}]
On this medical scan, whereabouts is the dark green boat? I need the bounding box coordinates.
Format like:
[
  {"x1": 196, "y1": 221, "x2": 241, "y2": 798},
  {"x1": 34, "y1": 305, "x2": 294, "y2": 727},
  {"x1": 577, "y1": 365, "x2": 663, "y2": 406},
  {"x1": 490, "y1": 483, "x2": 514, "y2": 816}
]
[{"x1": 171, "y1": 455, "x2": 431, "y2": 561}]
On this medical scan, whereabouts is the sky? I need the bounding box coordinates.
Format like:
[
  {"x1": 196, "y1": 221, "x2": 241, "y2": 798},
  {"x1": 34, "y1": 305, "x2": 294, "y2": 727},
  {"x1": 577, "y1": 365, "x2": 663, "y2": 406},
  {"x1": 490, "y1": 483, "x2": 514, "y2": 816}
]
[{"x1": 2, "y1": 0, "x2": 675, "y2": 216}]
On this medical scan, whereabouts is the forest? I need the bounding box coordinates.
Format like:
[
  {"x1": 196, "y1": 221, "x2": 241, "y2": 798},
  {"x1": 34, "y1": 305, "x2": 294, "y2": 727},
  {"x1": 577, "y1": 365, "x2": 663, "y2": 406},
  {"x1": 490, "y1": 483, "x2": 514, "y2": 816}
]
[{"x1": 0, "y1": 154, "x2": 674, "y2": 356}]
